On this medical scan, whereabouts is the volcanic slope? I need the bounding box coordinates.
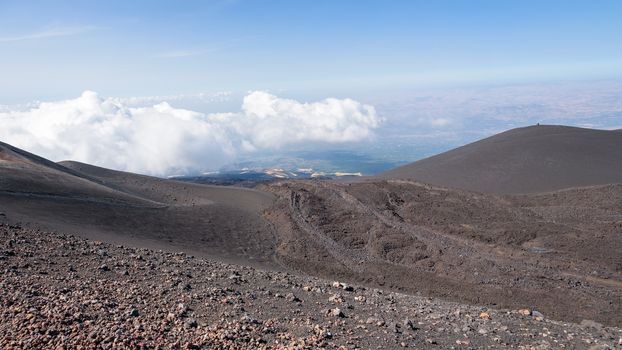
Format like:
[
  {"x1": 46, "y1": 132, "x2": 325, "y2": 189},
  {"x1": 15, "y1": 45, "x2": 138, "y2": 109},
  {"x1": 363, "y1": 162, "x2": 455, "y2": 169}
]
[
  {"x1": 261, "y1": 179, "x2": 622, "y2": 326},
  {"x1": 0, "y1": 142, "x2": 277, "y2": 267},
  {"x1": 379, "y1": 125, "x2": 622, "y2": 194},
  {"x1": 0, "y1": 141, "x2": 155, "y2": 206}
]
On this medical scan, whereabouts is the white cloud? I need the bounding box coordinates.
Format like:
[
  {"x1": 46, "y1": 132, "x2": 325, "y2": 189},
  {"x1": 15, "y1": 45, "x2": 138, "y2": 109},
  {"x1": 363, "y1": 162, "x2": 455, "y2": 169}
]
[
  {"x1": 0, "y1": 25, "x2": 95, "y2": 43},
  {"x1": 427, "y1": 117, "x2": 452, "y2": 127},
  {"x1": 236, "y1": 92, "x2": 381, "y2": 148},
  {"x1": 110, "y1": 91, "x2": 232, "y2": 106},
  {"x1": 0, "y1": 91, "x2": 381, "y2": 176}
]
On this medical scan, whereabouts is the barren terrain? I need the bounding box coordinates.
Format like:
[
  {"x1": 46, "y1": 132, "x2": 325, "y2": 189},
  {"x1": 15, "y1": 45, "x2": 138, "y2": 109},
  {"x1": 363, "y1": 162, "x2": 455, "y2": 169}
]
[
  {"x1": 261, "y1": 180, "x2": 622, "y2": 326},
  {"x1": 2, "y1": 224, "x2": 621, "y2": 349}
]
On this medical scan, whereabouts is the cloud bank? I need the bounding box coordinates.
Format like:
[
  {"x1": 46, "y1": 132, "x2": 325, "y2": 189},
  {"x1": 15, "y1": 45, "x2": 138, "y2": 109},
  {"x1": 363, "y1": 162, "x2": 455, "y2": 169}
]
[{"x1": 0, "y1": 91, "x2": 380, "y2": 175}]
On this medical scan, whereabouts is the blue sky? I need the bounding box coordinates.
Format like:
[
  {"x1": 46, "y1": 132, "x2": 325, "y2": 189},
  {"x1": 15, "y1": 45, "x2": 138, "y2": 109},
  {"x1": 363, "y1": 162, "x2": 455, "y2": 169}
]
[
  {"x1": 1, "y1": 1, "x2": 622, "y2": 175},
  {"x1": 1, "y1": 0, "x2": 621, "y2": 102}
]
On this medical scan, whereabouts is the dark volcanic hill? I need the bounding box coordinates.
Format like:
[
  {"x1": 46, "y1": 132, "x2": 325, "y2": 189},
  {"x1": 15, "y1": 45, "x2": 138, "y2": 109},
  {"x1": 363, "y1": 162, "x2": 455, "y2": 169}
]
[
  {"x1": 0, "y1": 141, "x2": 154, "y2": 206},
  {"x1": 0, "y1": 142, "x2": 277, "y2": 267},
  {"x1": 379, "y1": 125, "x2": 622, "y2": 194}
]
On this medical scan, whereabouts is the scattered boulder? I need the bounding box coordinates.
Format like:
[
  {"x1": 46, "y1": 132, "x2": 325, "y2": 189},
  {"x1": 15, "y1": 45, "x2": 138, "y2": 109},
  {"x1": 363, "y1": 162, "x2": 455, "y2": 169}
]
[
  {"x1": 328, "y1": 293, "x2": 344, "y2": 304},
  {"x1": 286, "y1": 292, "x2": 301, "y2": 302},
  {"x1": 518, "y1": 309, "x2": 531, "y2": 316},
  {"x1": 456, "y1": 339, "x2": 470, "y2": 346},
  {"x1": 327, "y1": 308, "x2": 345, "y2": 318},
  {"x1": 531, "y1": 310, "x2": 545, "y2": 321},
  {"x1": 403, "y1": 318, "x2": 417, "y2": 331},
  {"x1": 128, "y1": 309, "x2": 139, "y2": 317},
  {"x1": 331, "y1": 281, "x2": 354, "y2": 292}
]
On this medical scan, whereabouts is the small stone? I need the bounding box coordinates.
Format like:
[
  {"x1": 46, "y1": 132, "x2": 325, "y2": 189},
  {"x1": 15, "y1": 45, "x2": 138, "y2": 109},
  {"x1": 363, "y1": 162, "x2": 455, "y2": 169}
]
[
  {"x1": 479, "y1": 312, "x2": 491, "y2": 320},
  {"x1": 456, "y1": 339, "x2": 470, "y2": 346},
  {"x1": 403, "y1": 318, "x2": 416, "y2": 331},
  {"x1": 128, "y1": 309, "x2": 139, "y2": 317},
  {"x1": 531, "y1": 310, "x2": 544, "y2": 320},
  {"x1": 327, "y1": 308, "x2": 345, "y2": 318},
  {"x1": 329, "y1": 294, "x2": 344, "y2": 304},
  {"x1": 392, "y1": 323, "x2": 401, "y2": 333},
  {"x1": 286, "y1": 293, "x2": 301, "y2": 302},
  {"x1": 518, "y1": 309, "x2": 531, "y2": 316}
]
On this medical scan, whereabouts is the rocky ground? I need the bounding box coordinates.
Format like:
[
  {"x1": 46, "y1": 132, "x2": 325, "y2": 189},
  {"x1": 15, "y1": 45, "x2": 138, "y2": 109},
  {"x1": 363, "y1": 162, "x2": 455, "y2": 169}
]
[
  {"x1": 1, "y1": 224, "x2": 621, "y2": 349},
  {"x1": 261, "y1": 180, "x2": 622, "y2": 327}
]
